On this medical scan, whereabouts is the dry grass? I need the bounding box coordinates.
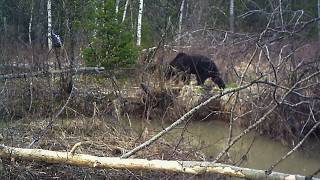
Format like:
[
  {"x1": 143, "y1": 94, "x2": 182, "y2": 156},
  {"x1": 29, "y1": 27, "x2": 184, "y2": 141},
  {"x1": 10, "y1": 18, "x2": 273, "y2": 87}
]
[{"x1": 0, "y1": 118, "x2": 226, "y2": 179}]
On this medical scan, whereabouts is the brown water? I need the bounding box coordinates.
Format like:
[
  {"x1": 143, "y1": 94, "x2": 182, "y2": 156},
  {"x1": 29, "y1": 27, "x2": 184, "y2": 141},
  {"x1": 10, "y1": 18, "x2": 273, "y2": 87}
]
[
  {"x1": 132, "y1": 119, "x2": 320, "y2": 177},
  {"x1": 113, "y1": 73, "x2": 320, "y2": 177}
]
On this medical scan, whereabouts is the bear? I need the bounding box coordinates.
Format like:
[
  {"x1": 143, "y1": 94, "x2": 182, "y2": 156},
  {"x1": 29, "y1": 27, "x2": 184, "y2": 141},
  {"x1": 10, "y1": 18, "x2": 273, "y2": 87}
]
[{"x1": 165, "y1": 52, "x2": 225, "y2": 89}]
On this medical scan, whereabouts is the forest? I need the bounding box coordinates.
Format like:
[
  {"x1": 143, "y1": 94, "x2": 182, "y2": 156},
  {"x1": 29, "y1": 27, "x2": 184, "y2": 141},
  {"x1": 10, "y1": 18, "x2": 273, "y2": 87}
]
[{"x1": 0, "y1": 0, "x2": 320, "y2": 179}]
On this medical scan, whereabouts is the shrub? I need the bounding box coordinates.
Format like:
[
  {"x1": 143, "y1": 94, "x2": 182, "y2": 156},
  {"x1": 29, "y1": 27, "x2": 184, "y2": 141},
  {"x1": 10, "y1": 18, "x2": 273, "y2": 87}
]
[{"x1": 82, "y1": 0, "x2": 138, "y2": 69}]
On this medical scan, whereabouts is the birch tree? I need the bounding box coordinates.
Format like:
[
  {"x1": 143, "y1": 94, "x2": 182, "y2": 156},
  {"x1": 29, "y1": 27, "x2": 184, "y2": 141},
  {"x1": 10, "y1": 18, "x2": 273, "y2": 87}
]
[
  {"x1": 318, "y1": 0, "x2": 320, "y2": 40},
  {"x1": 116, "y1": 0, "x2": 120, "y2": 14},
  {"x1": 178, "y1": 0, "x2": 185, "y2": 46},
  {"x1": 229, "y1": 0, "x2": 235, "y2": 33},
  {"x1": 0, "y1": 144, "x2": 314, "y2": 180},
  {"x1": 47, "y1": 0, "x2": 52, "y2": 50},
  {"x1": 122, "y1": 0, "x2": 129, "y2": 22},
  {"x1": 279, "y1": 0, "x2": 284, "y2": 30},
  {"x1": 136, "y1": 0, "x2": 143, "y2": 46},
  {"x1": 115, "y1": 0, "x2": 120, "y2": 22},
  {"x1": 28, "y1": 0, "x2": 34, "y2": 45}
]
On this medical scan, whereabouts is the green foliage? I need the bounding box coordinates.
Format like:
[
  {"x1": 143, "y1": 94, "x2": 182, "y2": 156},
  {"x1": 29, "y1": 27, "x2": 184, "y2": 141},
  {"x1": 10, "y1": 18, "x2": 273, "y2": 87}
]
[{"x1": 82, "y1": 0, "x2": 138, "y2": 69}]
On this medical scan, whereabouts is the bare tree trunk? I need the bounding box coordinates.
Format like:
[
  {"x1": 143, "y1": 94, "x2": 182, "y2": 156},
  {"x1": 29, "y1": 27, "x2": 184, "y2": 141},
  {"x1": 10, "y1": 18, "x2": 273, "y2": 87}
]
[
  {"x1": 178, "y1": 0, "x2": 186, "y2": 46},
  {"x1": 122, "y1": 0, "x2": 129, "y2": 23},
  {"x1": 47, "y1": 0, "x2": 52, "y2": 50},
  {"x1": 279, "y1": 0, "x2": 284, "y2": 30},
  {"x1": 130, "y1": 0, "x2": 134, "y2": 30},
  {"x1": 29, "y1": 0, "x2": 35, "y2": 74},
  {"x1": 63, "y1": 1, "x2": 75, "y2": 95},
  {"x1": 115, "y1": 0, "x2": 120, "y2": 22},
  {"x1": 0, "y1": 145, "x2": 313, "y2": 180},
  {"x1": 3, "y1": 17, "x2": 6, "y2": 35},
  {"x1": 197, "y1": 1, "x2": 203, "y2": 24},
  {"x1": 68, "y1": 4, "x2": 75, "y2": 69},
  {"x1": 28, "y1": 0, "x2": 34, "y2": 45},
  {"x1": 318, "y1": 0, "x2": 320, "y2": 40},
  {"x1": 115, "y1": 0, "x2": 120, "y2": 14},
  {"x1": 136, "y1": 0, "x2": 144, "y2": 46},
  {"x1": 229, "y1": 0, "x2": 235, "y2": 33}
]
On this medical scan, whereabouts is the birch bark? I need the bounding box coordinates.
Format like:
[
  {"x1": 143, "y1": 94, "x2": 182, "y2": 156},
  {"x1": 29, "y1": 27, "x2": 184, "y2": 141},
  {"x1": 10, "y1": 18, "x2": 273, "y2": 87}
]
[
  {"x1": 116, "y1": 0, "x2": 120, "y2": 14},
  {"x1": 318, "y1": 0, "x2": 320, "y2": 40},
  {"x1": 28, "y1": 0, "x2": 34, "y2": 45},
  {"x1": 136, "y1": 0, "x2": 144, "y2": 46},
  {"x1": 122, "y1": 0, "x2": 129, "y2": 23},
  {"x1": 47, "y1": 0, "x2": 52, "y2": 49},
  {"x1": 178, "y1": 0, "x2": 185, "y2": 45},
  {"x1": 229, "y1": 0, "x2": 235, "y2": 33}
]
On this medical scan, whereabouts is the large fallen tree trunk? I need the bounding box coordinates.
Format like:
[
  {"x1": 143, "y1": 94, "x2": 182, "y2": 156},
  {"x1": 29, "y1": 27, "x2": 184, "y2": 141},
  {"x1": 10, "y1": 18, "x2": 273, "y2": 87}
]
[
  {"x1": 0, "y1": 67, "x2": 105, "y2": 80},
  {"x1": 0, "y1": 145, "x2": 317, "y2": 180}
]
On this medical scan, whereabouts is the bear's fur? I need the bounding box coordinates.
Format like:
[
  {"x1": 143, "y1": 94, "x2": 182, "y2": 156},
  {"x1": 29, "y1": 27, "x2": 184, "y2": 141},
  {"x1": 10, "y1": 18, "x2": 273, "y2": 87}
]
[{"x1": 166, "y1": 52, "x2": 225, "y2": 89}]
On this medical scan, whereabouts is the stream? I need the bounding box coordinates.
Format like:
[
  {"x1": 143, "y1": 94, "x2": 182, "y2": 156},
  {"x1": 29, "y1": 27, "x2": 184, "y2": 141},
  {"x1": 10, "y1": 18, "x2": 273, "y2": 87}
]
[
  {"x1": 120, "y1": 72, "x2": 320, "y2": 178},
  {"x1": 132, "y1": 119, "x2": 320, "y2": 177}
]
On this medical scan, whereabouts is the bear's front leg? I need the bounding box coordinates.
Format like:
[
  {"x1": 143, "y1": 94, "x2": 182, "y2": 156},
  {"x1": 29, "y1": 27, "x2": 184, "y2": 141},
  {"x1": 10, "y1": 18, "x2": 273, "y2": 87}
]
[{"x1": 196, "y1": 73, "x2": 207, "y2": 85}]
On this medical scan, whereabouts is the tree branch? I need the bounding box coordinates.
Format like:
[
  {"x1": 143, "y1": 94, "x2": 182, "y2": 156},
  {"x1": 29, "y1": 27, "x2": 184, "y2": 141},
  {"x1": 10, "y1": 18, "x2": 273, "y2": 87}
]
[{"x1": 121, "y1": 80, "x2": 261, "y2": 158}]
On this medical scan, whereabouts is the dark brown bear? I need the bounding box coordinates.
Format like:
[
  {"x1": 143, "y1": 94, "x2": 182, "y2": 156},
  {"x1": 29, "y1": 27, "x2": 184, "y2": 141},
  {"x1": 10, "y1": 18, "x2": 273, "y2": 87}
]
[{"x1": 166, "y1": 52, "x2": 225, "y2": 89}]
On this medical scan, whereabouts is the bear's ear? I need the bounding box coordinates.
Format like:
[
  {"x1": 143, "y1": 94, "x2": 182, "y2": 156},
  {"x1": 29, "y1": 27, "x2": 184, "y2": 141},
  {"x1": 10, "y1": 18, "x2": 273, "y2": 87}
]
[{"x1": 175, "y1": 52, "x2": 186, "y2": 59}]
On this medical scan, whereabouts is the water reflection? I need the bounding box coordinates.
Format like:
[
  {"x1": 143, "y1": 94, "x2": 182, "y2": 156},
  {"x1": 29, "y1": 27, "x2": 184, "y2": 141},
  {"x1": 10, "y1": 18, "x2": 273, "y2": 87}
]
[{"x1": 133, "y1": 119, "x2": 320, "y2": 177}]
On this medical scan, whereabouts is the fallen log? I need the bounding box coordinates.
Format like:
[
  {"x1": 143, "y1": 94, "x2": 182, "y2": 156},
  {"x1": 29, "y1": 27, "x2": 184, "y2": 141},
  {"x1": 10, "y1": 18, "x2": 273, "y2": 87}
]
[
  {"x1": 0, "y1": 67, "x2": 105, "y2": 80},
  {"x1": 0, "y1": 144, "x2": 317, "y2": 180}
]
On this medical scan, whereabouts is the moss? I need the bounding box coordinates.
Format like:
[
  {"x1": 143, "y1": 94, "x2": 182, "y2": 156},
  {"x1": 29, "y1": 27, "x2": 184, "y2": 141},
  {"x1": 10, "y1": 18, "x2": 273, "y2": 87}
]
[
  {"x1": 225, "y1": 83, "x2": 239, "y2": 89},
  {"x1": 194, "y1": 86, "x2": 205, "y2": 94}
]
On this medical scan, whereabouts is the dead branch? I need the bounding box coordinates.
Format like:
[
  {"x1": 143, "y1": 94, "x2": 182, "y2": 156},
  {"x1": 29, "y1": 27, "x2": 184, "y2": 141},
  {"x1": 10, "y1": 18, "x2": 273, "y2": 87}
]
[
  {"x1": 0, "y1": 144, "x2": 317, "y2": 180},
  {"x1": 214, "y1": 69, "x2": 320, "y2": 163},
  {"x1": 121, "y1": 80, "x2": 261, "y2": 158},
  {"x1": 267, "y1": 120, "x2": 320, "y2": 174},
  {"x1": 213, "y1": 104, "x2": 278, "y2": 163},
  {"x1": 70, "y1": 142, "x2": 82, "y2": 155},
  {"x1": 27, "y1": 83, "x2": 75, "y2": 148}
]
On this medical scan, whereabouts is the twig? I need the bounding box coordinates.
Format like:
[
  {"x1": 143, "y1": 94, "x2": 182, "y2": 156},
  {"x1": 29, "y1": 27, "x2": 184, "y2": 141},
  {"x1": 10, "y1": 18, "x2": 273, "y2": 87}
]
[
  {"x1": 28, "y1": 80, "x2": 33, "y2": 112},
  {"x1": 70, "y1": 142, "x2": 82, "y2": 155},
  {"x1": 213, "y1": 103, "x2": 278, "y2": 163},
  {"x1": 235, "y1": 131, "x2": 258, "y2": 166},
  {"x1": 266, "y1": 120, "x2": 320, "y2": 174},
  {"x1": 121, "y1": 80, "x2": 260, "y2": 158},
  {"x1": 227, "y1": 46, "x2": 258, "y2": 146},
  {"x1": 213, "y1": 69, "x2": 320, "y2": 163},
  {"x1": 170, "y1": 117, "x2": 192, "y2": 158},
  {"x1": 309, "y1": 169, "x2": 320, "y2": 179},
  {"x1": 27, "y1": 83, "x2": 75, "y2": 148}
]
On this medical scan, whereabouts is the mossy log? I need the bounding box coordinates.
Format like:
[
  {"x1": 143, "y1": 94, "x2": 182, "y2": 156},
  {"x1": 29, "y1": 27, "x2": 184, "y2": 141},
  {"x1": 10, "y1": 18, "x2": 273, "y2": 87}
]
[{"x1": 0, "y1": 144, "x2": 317, "y2": 180}]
